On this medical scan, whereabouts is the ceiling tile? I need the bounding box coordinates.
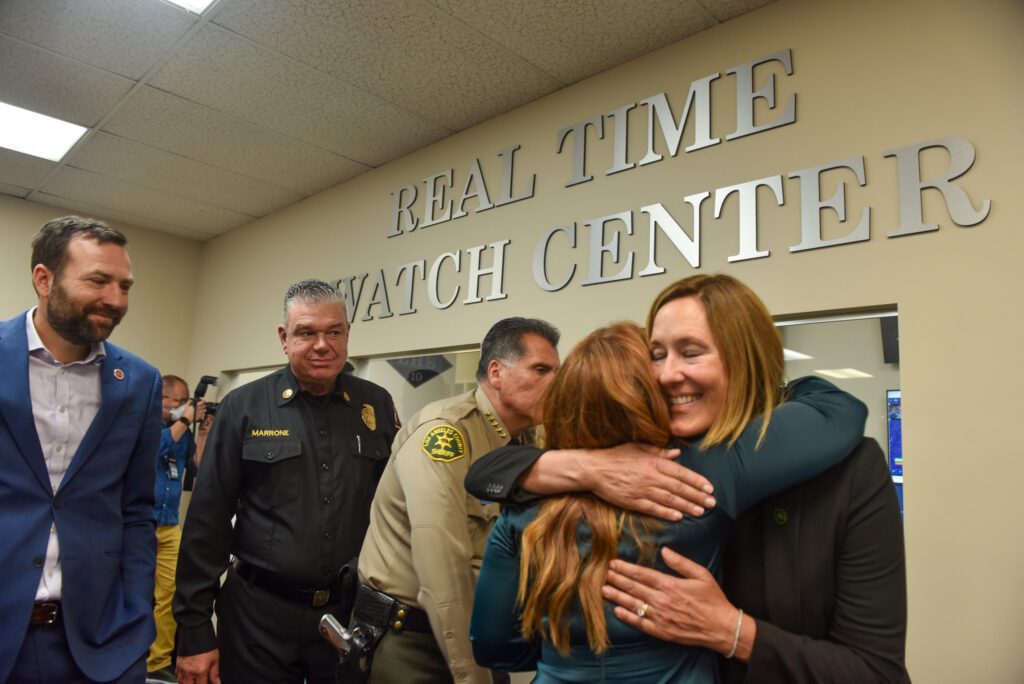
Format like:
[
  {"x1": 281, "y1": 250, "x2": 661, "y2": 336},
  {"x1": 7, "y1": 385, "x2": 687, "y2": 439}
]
[
  {"x1": 0, "y1": 34, "x2": 134, "y2": 126},
  {"x1": 69, "y1": 132, "x2": 304, "y2": 216},
  {"x1": 41, "y1": 166, "x2": 253, "y2": 235},
  {"x1": 30, "y1": 191, "x2": 216, "y2": 241},
  {"x1": 150, "y1": 23, "x2": 452, "y2": 166},
  {"x1": 429, "y1": 0, "x2": 715, "y2": 84},
  {"x1": 213, "y1": 0, "x2": 562, "y2": 130},
  {"x1": 0, "y1": 181, "x2": 31, "y2": 198},
  {"x1": 700, "y1": 0, "x2": 777, "y2": 22},
  {"x1": 103, "y1": 86, "x2": 369, "y2": 195},
  {"x1": 0, "y1": 0, "x2": 197, "y2": 79},
  {"x1": 0, "y1": 148, "x2": 57, "y2": 188}
]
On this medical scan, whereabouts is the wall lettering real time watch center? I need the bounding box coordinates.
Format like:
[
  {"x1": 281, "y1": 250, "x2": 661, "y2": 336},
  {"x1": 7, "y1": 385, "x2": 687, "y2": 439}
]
[{"x1": 335, "y1": 49, "x2": 991, "y2": 323}]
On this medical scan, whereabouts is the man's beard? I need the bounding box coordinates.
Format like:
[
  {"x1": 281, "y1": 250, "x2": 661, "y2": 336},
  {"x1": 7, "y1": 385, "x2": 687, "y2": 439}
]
[{"x1": 46, "y1": 280, "x2": 125, "y2": 346}]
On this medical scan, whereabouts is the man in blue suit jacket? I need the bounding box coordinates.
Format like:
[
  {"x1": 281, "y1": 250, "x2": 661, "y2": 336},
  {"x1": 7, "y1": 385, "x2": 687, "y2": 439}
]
[{"x1": 0, "y1": 216, "x2": 162, "y2": 683}]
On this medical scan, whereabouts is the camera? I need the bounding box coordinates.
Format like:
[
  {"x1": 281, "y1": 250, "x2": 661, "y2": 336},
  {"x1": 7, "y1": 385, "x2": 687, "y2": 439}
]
[
  {"x1": 194, "y1": 375, "x2": 217, "y2": 402},
  {"x1": 193, "y1": 375, "x2": 220, "y2": 420}
]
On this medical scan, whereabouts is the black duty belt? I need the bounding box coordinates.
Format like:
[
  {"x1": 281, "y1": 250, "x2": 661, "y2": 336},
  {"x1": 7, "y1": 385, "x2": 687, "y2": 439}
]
[
  {"x1": 29, "y1": 602, "x2": 60, "y2": 627},
  {"x1": 233, "y1": 559, "x2": 338, "y2": 608},
  {"x1": 353, "y1": 582, "x2": 431, "y2": 634}
]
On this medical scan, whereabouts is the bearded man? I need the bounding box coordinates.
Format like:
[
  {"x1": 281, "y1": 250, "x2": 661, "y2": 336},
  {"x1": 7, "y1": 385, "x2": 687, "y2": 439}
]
[{"x1": 0, "y1": 216, "x2": 162, "y2": 683}]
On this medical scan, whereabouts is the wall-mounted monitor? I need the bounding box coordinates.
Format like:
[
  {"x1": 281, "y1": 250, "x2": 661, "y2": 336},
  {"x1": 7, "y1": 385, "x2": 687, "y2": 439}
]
[
  {"x1": 887, "y1": 389, "x2": 904, "y2": 519},
  {"x1": 887, "y1": 389, "x2": 902, "y2": 481}
]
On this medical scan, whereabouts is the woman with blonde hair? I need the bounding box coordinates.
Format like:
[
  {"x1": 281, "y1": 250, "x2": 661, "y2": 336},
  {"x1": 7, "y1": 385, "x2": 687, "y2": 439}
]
[{"x1": 470, "y1": 274, "x2": 870, "y2": 682}]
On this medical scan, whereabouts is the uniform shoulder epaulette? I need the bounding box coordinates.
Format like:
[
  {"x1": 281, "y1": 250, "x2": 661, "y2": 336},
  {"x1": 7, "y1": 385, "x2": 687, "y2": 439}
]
[{"x1": 435, "y1": 391, "x2": 477, "y2": 424}]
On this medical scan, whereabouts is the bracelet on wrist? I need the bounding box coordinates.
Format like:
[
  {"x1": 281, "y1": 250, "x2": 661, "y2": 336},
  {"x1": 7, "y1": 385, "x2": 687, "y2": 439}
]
[
  {"x1": 725, "y1": 608, "x2": 744, "y2": 659},
  {"x1": 178, "y1": 416, "x2": 191, "y2": 427}
]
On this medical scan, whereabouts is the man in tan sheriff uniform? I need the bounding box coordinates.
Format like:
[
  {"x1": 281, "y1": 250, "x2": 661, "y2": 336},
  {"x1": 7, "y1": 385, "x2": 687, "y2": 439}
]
[{"x1": 357, "y1": 317, "x2": 560, "y2": 684}]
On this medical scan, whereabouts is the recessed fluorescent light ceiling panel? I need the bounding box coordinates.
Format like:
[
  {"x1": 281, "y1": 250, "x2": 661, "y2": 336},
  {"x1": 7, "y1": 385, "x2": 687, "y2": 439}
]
[
  {"x1": 164, "y1": 0, "x2": 216, "y2": 13},
  {"x1": 815, "y1": 368, "x2": 874, "y2": 379},
  {"x1": 783, "y1": 348, "x2": 813, "y2": 361},
  {"x1": 0, "y1": 101, "x2": 87, "y2": 162}
]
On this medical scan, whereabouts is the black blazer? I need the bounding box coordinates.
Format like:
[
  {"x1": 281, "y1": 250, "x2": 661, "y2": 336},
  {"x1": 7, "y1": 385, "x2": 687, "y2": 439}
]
[{"x1": 721, "y1": 437, "x2": 910, "y2": 683}]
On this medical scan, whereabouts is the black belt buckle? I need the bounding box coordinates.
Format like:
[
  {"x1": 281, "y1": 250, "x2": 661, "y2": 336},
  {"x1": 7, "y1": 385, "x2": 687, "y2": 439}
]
[{"x1": 33, "y1": 602, "x2": 59, "y2": 626}]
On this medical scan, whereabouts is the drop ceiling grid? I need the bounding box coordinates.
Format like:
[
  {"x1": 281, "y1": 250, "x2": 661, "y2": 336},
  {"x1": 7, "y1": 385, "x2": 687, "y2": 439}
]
[
  {"x1": 427, "y1": 0, "x2": 717, "y2": 84},
  {"x1": 43, "y1": 166, "x2": 254, "y2": 234},
  {"x1": 0, "y1": 0, "x2": 779, "y2": 240},
  {"x1": 0, "y1": 180, "x2": 30, "y2": 198},
  {"x1": 101, "y1": 86, "x2": 371, "y2": 196},
  {"x1": 211, "y1": 0, "x2": 564, "y2": 131},
  {"x1": 0, "y1": 34, "x2": 135, "y2": 127},
  {"x1": 70, "y1": 131, "x2": 305, "y2": 217},
  {"x1": 0, "y1": 148, "x2": 57, "y2": 189},
  {"x1": 149, "y1": 22, "x2": 453, "y2": 166},
  {"x1": 0, "y1": 0, "x2": 197, "y2": 79},
  {"x1": 32, "y1": 190, "x2": 217, "y2": 241}
]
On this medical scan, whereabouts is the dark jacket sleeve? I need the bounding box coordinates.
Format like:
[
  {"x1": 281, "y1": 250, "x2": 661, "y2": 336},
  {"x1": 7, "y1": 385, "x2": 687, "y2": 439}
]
[
  {"x1": 173, "y1": 389, "x2": 244, "y2": 656},
  {"x1": 463, "y1": 445, "x2": 545, "y2": 505},
  {"x1": 738, "y1": 441, "x2": 910, "y2": 684},
  {"x1": 708, "y1": 376, "x2": 867, "y2": 517}
]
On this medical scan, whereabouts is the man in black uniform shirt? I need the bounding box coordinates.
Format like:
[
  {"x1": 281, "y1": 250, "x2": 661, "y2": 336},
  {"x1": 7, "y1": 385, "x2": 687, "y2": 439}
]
[{"x1": 173, "y1": 280, "x2": 400, "y2": 684}]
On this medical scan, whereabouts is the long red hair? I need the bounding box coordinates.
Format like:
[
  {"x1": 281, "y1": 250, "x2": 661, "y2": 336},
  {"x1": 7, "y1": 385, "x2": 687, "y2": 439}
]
[{"x1": 518, "y1": 322, "x2": 669, "y2": 655}]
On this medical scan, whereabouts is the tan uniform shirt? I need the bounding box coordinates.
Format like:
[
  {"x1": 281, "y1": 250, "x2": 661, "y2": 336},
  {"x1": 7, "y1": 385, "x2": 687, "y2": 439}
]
[{"x1": 359, "y1": 387, "x2": 510, "y2": 684}]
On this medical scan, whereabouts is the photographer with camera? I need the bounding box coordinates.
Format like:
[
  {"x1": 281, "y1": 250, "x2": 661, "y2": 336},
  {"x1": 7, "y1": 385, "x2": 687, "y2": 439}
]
[{"x1": 147, "y1": 374, "x2": 209, "y2": 683}]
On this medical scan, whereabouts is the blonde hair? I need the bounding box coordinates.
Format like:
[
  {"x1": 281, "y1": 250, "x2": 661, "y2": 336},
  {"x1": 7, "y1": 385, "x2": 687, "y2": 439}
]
[
  {"x1": 646, "y1": 274, "x2": 784, "y2": 447},
  {"x1": 518, "y1": 323, "x2": 669, "y2": 655}
]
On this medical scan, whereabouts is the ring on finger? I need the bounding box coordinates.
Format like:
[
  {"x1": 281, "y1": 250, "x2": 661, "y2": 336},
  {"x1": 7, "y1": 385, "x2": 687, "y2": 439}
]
[{"x1": 637, "y1": 602, "x2": 649, "y2": 618}]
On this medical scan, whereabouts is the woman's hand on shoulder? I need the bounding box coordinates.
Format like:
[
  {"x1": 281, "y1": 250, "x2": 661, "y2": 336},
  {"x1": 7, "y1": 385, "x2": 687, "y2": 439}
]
[
  {"x1": 580, "y1": 444, "x2": 715, "y2": 520},
  {"x1": 523, "y1": 444, "x2": 716, "y2": 520}
]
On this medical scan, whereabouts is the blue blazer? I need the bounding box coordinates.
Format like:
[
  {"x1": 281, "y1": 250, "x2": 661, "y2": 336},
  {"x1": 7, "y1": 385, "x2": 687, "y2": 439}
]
[{"x1": 0, "y1": 312, "x2": 161, "y2": 682}]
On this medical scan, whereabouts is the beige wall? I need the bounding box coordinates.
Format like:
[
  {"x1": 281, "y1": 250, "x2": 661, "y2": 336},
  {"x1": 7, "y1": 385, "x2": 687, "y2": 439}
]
[{"x1": 0, "y1": 195, "x2": 203, "y2": 379}]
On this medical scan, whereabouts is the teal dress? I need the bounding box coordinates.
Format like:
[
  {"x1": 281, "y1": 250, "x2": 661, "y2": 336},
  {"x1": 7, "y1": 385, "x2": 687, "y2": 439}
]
[{"x1": 470, "y1": 377, "x2": 867, "y2": 683}]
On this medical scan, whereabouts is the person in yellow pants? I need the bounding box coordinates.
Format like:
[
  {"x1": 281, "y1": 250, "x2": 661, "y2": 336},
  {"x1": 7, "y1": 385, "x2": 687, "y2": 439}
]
[{"x1": 147, "y1": 375, "x2": 207, "y2": 682}]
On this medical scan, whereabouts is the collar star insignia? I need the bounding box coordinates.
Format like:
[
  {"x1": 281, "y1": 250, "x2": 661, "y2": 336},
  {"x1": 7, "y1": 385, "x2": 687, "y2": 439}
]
[
  {"x1": 282, "y1": 388, "x2": 293, "y2": 399},
  {"x1": 484, "y1": 410, "x2": 508, "y2": 439}
]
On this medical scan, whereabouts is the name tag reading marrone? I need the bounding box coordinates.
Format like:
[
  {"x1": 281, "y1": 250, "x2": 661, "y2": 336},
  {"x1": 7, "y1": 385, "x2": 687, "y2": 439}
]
[{"x1": 250, "y1": 429, "x2": 290, "y2": 437}]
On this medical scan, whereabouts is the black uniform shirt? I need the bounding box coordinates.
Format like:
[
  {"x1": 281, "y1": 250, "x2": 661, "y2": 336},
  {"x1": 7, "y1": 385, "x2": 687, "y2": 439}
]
[{"x1": 173, "y1": 365, "x2": 399, "y2": 656}]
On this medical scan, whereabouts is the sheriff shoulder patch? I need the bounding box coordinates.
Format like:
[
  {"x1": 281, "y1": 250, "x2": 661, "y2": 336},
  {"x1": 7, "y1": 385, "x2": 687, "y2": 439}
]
[{"x1": 422, "y1": 425, "x2": 466, "y2": 462}]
